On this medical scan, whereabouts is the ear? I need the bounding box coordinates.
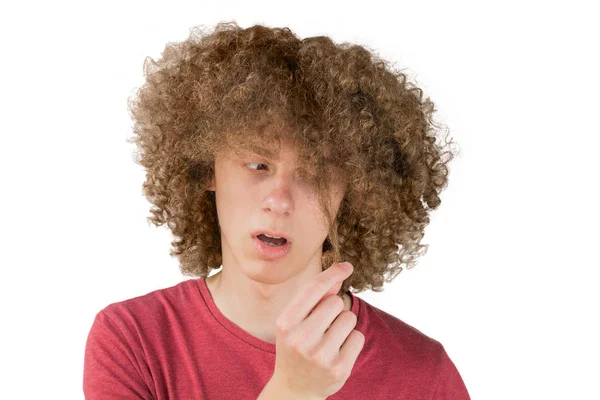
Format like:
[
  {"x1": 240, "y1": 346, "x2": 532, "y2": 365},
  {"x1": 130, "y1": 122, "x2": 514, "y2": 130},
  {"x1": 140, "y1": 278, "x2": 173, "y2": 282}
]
[{"x1": 207, "y1": 175, "x2": 215, "y2": 191}]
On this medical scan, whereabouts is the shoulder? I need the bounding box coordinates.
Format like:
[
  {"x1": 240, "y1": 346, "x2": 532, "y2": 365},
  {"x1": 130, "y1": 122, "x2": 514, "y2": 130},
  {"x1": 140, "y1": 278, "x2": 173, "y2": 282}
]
[
  {"x1": 97, "y1": 279, "x2": 198, "y2": 332},
  {"x1": 356, "y1": 296, "x2": 446, "y2": 367}
]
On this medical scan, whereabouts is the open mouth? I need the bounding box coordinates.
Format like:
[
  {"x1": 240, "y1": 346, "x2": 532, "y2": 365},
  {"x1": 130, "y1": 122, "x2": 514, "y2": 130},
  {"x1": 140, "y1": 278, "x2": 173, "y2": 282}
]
[
  {"x1": 252, "y1": 233, "x2": 292, "y2": 260},
  {"x1": 256, "y1": 233, "x2": 288, "y2": 247}
]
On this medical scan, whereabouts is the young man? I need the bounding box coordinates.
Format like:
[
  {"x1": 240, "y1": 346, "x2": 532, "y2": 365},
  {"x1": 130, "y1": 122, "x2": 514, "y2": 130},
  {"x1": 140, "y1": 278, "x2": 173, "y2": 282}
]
[{"x1": 84, "y1": 21, "x2": 470, "y2": 399}]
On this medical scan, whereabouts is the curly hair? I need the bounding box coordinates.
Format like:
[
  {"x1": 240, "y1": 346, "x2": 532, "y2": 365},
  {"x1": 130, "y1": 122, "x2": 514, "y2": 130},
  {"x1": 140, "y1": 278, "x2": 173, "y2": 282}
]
[{"x1": 126, "y1": 21, "x2": 459, "y2": 296}]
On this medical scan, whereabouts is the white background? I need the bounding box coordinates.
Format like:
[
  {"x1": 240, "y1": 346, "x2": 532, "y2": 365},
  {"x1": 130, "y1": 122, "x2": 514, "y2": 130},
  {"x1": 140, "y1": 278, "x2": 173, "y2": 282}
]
[{"x1": 1, "y1": 1, "x2": 598, "y2": 399}]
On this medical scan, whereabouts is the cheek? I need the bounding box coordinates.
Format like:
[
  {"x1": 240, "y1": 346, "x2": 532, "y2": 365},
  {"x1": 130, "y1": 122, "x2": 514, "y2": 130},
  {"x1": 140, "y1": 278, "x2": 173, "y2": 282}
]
[
  {"x1": 300, "y1": 204, "x2": 330, "y2": 238},
  {"x1": 215, "y1": 189, "x2": 247, "y2": 224}
]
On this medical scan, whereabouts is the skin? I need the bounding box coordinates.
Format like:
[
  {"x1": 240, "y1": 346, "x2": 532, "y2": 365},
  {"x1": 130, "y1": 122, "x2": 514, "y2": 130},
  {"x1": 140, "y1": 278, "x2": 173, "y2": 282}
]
[{"x1": 205, "y1": 134, "x2": 352, "y2": 344}]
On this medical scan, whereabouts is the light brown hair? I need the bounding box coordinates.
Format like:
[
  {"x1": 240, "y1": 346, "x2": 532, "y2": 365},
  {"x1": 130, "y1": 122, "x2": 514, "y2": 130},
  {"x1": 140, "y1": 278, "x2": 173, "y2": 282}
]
[{"x1": 126, "y1": 21, "x2": 459, "y2": 295}]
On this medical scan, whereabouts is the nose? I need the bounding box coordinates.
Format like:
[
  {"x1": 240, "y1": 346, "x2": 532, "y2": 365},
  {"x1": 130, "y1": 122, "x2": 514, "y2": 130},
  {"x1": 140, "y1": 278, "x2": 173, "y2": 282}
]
[{"x1": 263, "y1": 171, "x2": 296, "y2": 216}]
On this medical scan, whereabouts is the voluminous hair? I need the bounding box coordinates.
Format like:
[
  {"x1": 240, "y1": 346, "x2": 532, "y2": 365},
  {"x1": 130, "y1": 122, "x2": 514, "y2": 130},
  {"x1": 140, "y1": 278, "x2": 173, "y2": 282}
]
[{"x1": 127, "y1": 21, "x2": 459, "y2": 295}]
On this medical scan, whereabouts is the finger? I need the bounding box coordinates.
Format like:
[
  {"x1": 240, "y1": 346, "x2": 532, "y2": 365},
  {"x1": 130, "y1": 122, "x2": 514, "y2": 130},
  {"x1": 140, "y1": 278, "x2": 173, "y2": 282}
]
[
  {"x1": 304, "y1": 278, "x2": 344, "y2": 321},
  {"x1": 336, "y1": 329, "x2": 365, "y2": 370},
  {"x1": 316, "y1": 309, "x2": 356, "y2": 359},
  {"x1": 279, "y1": 262, "x2": 353, "y2": 328}
]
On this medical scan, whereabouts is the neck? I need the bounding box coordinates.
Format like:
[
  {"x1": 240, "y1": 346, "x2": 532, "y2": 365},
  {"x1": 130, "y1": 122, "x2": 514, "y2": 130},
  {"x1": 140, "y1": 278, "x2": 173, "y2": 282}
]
[{"x1": 205, "y1": 268, "x2": 352, "y2": 344}]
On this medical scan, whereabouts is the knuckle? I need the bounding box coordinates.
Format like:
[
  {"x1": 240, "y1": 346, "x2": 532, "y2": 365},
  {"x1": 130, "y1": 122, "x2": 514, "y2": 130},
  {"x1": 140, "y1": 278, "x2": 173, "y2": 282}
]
[
  {"x1": 325, "y1": 295, "x2": 344, "y2": 312},
  {"x1": 350, "y1": 329, "x2": 365, "y2": 347},
  {"x1": 310, "y1": 278, "x2": 329, "y2": 293},
  {"x1": 296, "y1": 325, "x2": 311, "y2": 343},
  {"x1": 275, "y1": 318, "x2": 291, "y2": 335},
  {"x1": 308, "y1": 349, "x2": 328, "y2": 368},
  {"x1": 343, "y1": 310, "x2": 358, "y2": 325},
  {"x1": 333, "y1": 310, "x2": 355, "y2": 327},
  {"x1": 355, "y1": 329, "x2": 366, "y2": 342},
  {"x1": 288, "y1": 331, "x2": 308, "y2": 353},
  {"x1": 328, "y1": 364, "x2": 346, "y2": 382},
  {"x1": 331, "y1": 358, "x2": 350, "y2": 379}
]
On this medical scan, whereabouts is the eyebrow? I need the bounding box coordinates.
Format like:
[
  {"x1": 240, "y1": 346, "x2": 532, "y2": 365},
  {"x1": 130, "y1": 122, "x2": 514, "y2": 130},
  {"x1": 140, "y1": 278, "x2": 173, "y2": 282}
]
[{"x1": 246, "y1": 145, "x2": 279, "y2": 161}]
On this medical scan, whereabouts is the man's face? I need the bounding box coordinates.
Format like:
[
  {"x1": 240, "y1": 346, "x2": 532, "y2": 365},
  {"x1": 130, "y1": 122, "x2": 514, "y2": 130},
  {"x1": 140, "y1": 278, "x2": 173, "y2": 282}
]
[{"x1": 207, "y1": 136, "x2": 346, "y2": 282}]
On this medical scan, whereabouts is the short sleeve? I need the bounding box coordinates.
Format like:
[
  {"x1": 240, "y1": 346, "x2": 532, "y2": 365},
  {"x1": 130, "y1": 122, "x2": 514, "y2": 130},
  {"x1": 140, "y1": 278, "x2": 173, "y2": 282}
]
[
  {"x1": 432, "y1": 348, "x2": 471, "y2": 400},
  {"x1": 83, "y1": 310, "x2": 154, "y2": 400}
]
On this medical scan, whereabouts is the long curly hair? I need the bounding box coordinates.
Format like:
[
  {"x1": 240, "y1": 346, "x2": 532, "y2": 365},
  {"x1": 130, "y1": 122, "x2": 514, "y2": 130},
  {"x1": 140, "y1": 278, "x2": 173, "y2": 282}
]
[{"x1": 126, "y1": 21, "x2": 459, "y2": 295}]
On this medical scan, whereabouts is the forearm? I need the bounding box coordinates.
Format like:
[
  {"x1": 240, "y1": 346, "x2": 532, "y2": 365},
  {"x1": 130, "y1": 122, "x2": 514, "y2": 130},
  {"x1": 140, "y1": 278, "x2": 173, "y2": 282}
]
[{"x1": 257, "y1": 377, "x2": 324, "y2": 400}]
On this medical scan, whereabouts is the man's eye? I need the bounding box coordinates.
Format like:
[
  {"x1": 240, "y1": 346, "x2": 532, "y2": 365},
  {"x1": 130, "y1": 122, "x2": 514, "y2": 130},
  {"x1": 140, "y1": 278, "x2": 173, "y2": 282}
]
[{"x1": 246, "y1": 162, "x2": 268, "y2": 171}]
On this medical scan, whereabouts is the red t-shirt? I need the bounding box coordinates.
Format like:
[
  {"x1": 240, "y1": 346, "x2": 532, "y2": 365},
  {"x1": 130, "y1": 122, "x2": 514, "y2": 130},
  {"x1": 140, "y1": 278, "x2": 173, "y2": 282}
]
[{"x1": 83, "y1": 277, "x2": 470, "y2": 399}]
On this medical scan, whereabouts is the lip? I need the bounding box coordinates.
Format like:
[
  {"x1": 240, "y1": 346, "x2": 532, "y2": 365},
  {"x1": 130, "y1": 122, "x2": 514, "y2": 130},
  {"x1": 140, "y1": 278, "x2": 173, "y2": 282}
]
[
  {"x1": 251, "y1": 230, "x2": 292, "y2": 243},
  {"x1": 253, "y1": 235, "x2": 292, "y2": 260}
]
